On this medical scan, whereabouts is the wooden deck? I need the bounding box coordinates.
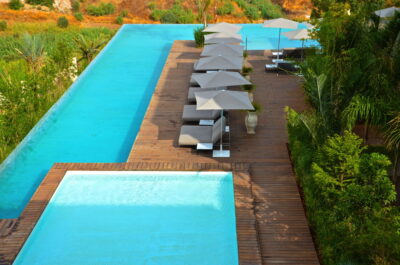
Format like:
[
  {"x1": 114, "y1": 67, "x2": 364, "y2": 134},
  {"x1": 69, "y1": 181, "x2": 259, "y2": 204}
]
[
  {"x1": 0, "y1": 163, "x2": 261, "y2": 264},
  {"x1": 127, "y1": 41, "x2": 319, "y2": 264},
  {"x1": 0, "y1": 40, "x2": 319, "y2": 264}
]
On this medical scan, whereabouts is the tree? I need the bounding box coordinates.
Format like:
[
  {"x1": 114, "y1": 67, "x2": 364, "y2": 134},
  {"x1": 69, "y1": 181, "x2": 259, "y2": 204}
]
[
  {"x1": 13, "y1": 34, "x2": 46, "y2": 73},
  {"x1": 311, "y1": 131, "x2": 399, "y2": 264},
  {"x1": 385, "y1": 112, "x2": 400, "y2": 186},
  {"x1": 74, "y1": 34, "x2": 105, "y2": 64},
  {"x1": 341, "y1": 95, "x2": 387, "y2": 141},
  {"x1": 197, "y1": 0, "x2": 212, "y2": 27}
]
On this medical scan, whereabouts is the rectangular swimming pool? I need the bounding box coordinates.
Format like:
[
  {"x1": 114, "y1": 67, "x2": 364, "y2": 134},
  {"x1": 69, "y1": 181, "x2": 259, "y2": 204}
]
[{"x1": 14, "y1": 171, "x2": 239, "y2": 265}]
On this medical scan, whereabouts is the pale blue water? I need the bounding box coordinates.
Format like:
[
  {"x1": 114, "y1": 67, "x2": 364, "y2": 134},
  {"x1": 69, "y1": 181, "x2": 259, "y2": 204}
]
[
  {"x1": 13, "y1": 171, "x2": 238, "y2": 265},
  {"x1": 0, "y1": 24, "x2": 318, "y2": 218}
]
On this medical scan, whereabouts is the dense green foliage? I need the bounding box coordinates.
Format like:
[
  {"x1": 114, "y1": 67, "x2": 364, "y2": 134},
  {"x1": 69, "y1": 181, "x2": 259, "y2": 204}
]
[
  {"x1": 57, "y1": 16, "x2": 69, "y2": 28},
  {"x1": 234, "y1": 0, "x2": 282, "y2": 20},
  {"x1": 72, "y1": 0, "x2": 80, "y2": 12},
  {"x1": 193, "y1": 26, "x2": 207, "y2": 47},
  {"x1": 150, "y1": 1, "x2": 195, "y2": 24},
  {"x1": 8, "y1": 0, "x2": 24, "y2": 10},
  {"x1": 287, "y1": 2, "x2": 400, "y2": 264},
  {"x1": 0, "y1": 21, "x2": 7, "y2": 32},
  {"x1": 0, "y1": 24, "x2": 115, "y2": 163},
  {"x1": 86, "y1": 2, "x2": 115, "y2": 16},
  {"x1": 115, "y1": 15, "x2": 123, "y2": 25},
  {"x1": 74, "y1": 12, "x2": 84, "y2": 21},
  {"x1": 120, "y1": 9, "x2": 128, "y2": 18},
  {"x1": 216, "y1": 1, "x2": 234, "y2": 15},
  {"x1": 25, "y1": 0, "x2": 53, "y2": 8}
]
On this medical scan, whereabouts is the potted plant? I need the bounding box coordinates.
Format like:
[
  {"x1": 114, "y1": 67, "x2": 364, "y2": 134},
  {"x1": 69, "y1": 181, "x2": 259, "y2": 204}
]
[
  {"x1": 245, "y1": 102, "x2": 261, "y2": 134},
  {"x1": 242, "y1": 84, "x2": 256, "y2": 102},
  {"x1": 242, "y1": 65, "x2": 253, "y2": 81}
]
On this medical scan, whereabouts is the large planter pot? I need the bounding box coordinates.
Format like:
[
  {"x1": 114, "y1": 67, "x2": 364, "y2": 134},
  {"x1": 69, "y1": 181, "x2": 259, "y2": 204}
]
[{"x1": 245, "y1": 111, "x2": 258, "y2": 134}]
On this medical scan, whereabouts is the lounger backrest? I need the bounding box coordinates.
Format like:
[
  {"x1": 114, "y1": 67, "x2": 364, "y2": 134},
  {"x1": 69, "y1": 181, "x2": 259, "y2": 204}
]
[{"x1": 211, "y1": 116, "x2": 226, "y2": 143}]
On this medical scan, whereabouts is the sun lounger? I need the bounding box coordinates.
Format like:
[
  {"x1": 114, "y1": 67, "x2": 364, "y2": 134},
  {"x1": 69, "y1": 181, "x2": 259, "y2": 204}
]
[
  {"x1": 182, "y1": 105, "x2": 220, "y2": 122},
  {"x1": 178, "y1": 116, "x2": 226, "y2": 147},
  {"x1": 265, "y1": 62, "x2": 300, "y2": 72}
]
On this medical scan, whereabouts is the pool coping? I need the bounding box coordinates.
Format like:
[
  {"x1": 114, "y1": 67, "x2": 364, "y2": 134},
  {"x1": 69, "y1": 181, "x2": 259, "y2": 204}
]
[{"x1": 0, "y1": 162, "x2": 262, "y2": 265}]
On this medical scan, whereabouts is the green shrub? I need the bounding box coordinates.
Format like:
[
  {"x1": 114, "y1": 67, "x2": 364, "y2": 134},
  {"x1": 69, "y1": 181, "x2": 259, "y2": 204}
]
[
  {"x1": 9, "y1": 0, "x2": 24, "y2": 10},
  {"x1": 216, "y1": 1, "x2": 234, "y2": 15},
  {"x1": 193, "y1": 27, "x2": 207, "y2": 47},
  {"x1": 26, "y1": 0, "x2": 53, "y2": 8},
  {"x1": 86, "y1": 2, "x2": 115, "y2": 16},
  {"x1": 0, "y1": 21, "x2": 7, "y2": 31},
  {"x1": 244, "y1": 5, "x2": 260, "y2": 20},
  {"x1": 74, "y1": 12, "x2": 84, "y2": 21},
  {"x1": 160, "y1": 11, "x2": 178, "y2": 23},
  {"x1": 147, "y1": 2, "x2": 156, "y2": 10},
  {"x1": 115, "y1": 15, "x2": 123, "y2": 25},
  {"x1": 120, "y1": 9, "x2": 128, "y2": 17},
  {"x1": 57, "y1": 16, "x2": 69, "y2": 28},
  {"x1": 71, "y1": 0, "x2": 80, "y2": 12},
  {"x1": 151, "y1": 3, "x2": 194, "y2": 24}
]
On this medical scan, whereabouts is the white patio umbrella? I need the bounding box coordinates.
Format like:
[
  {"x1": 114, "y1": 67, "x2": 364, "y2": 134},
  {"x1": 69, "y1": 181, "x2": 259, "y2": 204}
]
[
  {"x1": 195, "y1": 90, "x2": 254, "y2": 157},
  {"x1": 205, "y1": 32, "x2": 243, "y2": 44},
  {"x1": 201, "y1": 43, "x2": 244, "y2": 57},
  {"x1": 301, "y1": 22, "x2": 315, "y2": 29},
  {"x1": 263, "y1": 18, "x2": 299, "y2": 61},
  {"x1": 375, "y1": 6, "x2": 400, "y2": 18},
  {"x1": 194, "y1": 55, "x2": 243, "y2": 71},
  {"x1": 193, "y1": 71, "x2": 251, "y2": 89},
  {"x1": 203, "y1": 22, "x2": 242, "y2": 34},
  {"x1": 282, "y1": 29, "x2": 312, "y2": 60}
]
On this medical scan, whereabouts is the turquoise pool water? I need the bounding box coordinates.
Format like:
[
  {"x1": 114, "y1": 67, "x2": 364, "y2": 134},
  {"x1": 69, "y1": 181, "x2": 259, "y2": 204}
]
[
  {"x1": 0, "y1": 24, "x2": 317, "y2": 218},
  {"x1": 13, "y1": 171, "x2": 238, "y2": 265}
]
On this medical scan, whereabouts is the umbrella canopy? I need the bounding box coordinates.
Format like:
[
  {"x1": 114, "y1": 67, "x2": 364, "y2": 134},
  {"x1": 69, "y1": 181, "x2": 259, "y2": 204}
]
[
  {"x1": 282, "y1": 29, "x2": 311, "y2": 40},
  {"x1": 203, "y1": 22, "x2": 242, "y2": 33},
  {"x1": 195, "y1": 90, "x2": 254, "y2": 111},
  {"x1": 263, "y1": 18, "x2": 299, "y2": 61},
  {"x1": 263, "y1": 18, "x2": 299, "y2": 29},
  {"x1": 375, "y1": 6, "x2": 400, "y2": 18},
  {"x1": 201, "y1": 43, "x2": 244, "y2": 57},
  {"x1": 301, "y1": 22, "x2": 315, "y2": 29},
  {"x1": 193, "y1": 71, "x2": 251, "y2": 89},
  {"x1": 205, "y1": 32, "x2": 243, "y2": 44},
  {"x1": 194, "y1": 56, "x2": 243, "y2": 71}
]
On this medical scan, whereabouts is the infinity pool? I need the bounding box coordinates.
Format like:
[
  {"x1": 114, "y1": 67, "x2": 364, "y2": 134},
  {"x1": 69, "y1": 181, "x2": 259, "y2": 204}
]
[
  {"x1": 13, "y1": 171, "x2": 238, "y2": 265},
  {"x1": 0, "y1": 24, "x2": 316, "y2": 218}
]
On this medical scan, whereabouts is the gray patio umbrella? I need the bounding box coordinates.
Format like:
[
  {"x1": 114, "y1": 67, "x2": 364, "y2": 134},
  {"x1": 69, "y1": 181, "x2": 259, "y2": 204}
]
[
  {"x1": 375, "y1": 6, "x2": 400, "y2": 18},
  {"x1": 195, "y1": 90, "x2": 254, "y2": 157},
  {"x1": 192, "y1": 71, "x2": 251, "y2": 89},
  {"x1": 282, "y1": 29, "x2": 311, "y2": 60},
  {"x1": 205, "y1": 32, "x2": 243, "y2": 44},
  {"x1": 201, "y1": 43, "x2": 244, "y2": 57},
  {"x1": 194, "y1": 55, "x2": 243, "y2": 71},
  {"x1": 203, "y1": 22, "x2": 242, "y2": 34},
  {"x1": 263, "y1": 18, "x2": 299, "y2": 61}
]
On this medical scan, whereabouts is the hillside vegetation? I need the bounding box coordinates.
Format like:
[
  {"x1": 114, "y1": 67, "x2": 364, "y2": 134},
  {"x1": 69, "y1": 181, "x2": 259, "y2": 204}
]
[{"x1": 0, "y1": 0, "x2": 313, "y2": 27}]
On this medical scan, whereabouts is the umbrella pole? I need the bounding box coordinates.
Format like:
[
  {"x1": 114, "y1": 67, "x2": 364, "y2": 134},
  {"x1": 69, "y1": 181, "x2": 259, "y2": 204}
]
[
  {"x1": 220, "y1": 109, "x2": 223, "y2": 152},
  {"x1": 277, "y1": 28, "x2": 281, "y2": 61}
]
